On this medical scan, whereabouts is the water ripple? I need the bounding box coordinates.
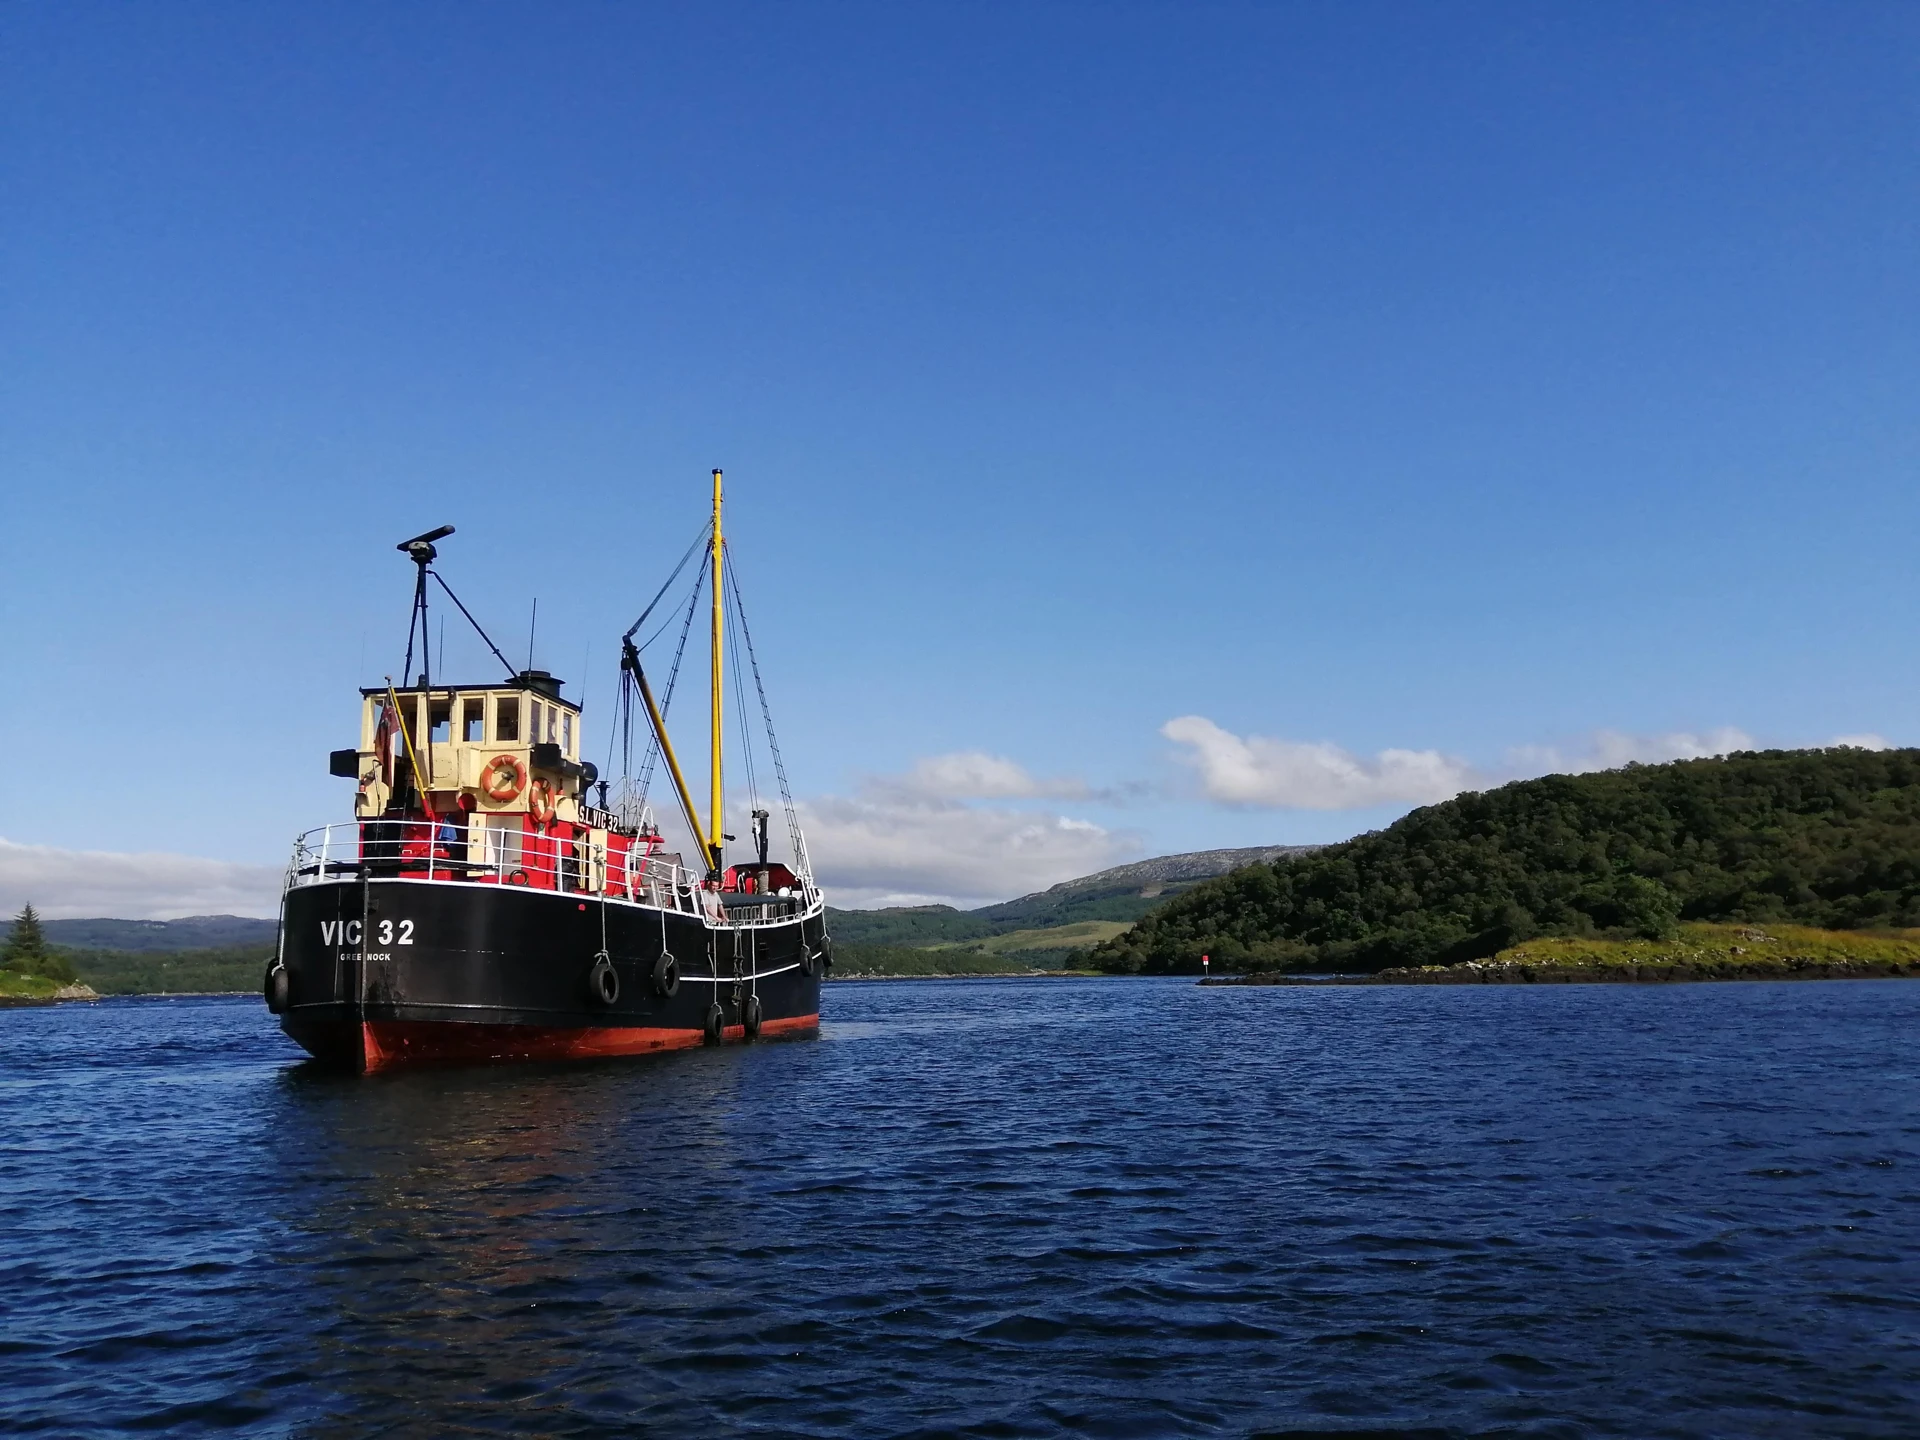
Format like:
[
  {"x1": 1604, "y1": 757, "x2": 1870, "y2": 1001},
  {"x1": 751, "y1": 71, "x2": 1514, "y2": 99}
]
[{"x1": 2, "y1": 981, "x2": 1919, "y2": 1436}]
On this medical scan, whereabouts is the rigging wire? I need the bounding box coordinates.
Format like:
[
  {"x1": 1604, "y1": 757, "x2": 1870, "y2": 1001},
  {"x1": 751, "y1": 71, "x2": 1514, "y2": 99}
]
[
  {"x1": 429, "y1": 571, "x2": 520, "y2": 680},
  {"x1": 635, "y1": 563, "x2": 705, "y2": 806},
  {"x1": 724, "y1": 541, "x2": 805, "y2": 871},
  {"x1": 620, "y1": 523, "x2": 713, "y2": 644},
  {"x1": 402, "y1": 592, "x2": 420, "y2": 688},
  {"x1": 725, "y1": 588, "x2": 761, "y2": 820},
  {"x1": 592, "y1": 519, "x2": 808, "y2": 882},
  {"x1": 604, "y1": 667, "x2": 627, "y2": 814},
  {"x1": 634, "y1": 603, "x2": 689, "y2": 656},
  {"x1": 600, "y1": 517, "x2": 713, "y2": 831}
]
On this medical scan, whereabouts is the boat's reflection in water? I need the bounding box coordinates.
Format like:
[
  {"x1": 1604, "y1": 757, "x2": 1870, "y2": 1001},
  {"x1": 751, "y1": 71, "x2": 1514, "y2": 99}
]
[{"x1": 268, "y1": 1045, "x2": 800, "y2": 1432}]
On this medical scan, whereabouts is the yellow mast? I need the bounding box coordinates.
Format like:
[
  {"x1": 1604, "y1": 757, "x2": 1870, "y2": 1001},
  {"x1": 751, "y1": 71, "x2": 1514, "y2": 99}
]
[{"x1": 708, "y1": 467, "x2": 724, "y2": 875}]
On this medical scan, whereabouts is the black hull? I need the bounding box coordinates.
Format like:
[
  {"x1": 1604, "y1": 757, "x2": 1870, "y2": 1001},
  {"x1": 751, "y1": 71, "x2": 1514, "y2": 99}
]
[{"x1": 276, "y1": 880, "x2": 824, "y2": 1071}]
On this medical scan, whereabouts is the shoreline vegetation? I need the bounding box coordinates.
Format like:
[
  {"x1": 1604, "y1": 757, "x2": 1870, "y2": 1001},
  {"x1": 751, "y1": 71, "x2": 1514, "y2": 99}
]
[
  {"x1": 0, "y1": 935, "x2": 1103, "y2": 1000},
  {"x1": 830, "y1": 970, "x2": 1098, "y2": 982},
  {"x1": 0, "y1": 971, "x2": 101, "y2": 1006},
  {"x1": 6, "y1": 924, "x2": 1915, "y2": 1000},
  {"x1": 0, "y1": 905, "x2": 98, "y2": 1005},
  {"x1": 2, "y1": 848, "x2": 1301, "y2": 1000},
  {"x1": 0, "y1": 936, "x2": 1103, "y2": 1000},
  {"x1": 826, "y1": 941, "x2": 1098, "y2": 979},
  {"x1": 1092, "y1": 748, "x2": 1920, "y2": 978},
  {"x1": 1203, "y1": 923, "x2": 1920, "y2": 985},
  {"x1": 19, "y1": 749, "x2": 1920, "y2": 1001}
]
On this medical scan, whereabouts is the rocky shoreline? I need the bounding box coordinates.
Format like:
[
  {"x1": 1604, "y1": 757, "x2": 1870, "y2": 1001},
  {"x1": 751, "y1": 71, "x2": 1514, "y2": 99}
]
[
  {"x1": 829, "y1": 970, "x2": 1097, "y2": 982},
  {"x1": 1200, "y1": 922, "x2": 1920, "y2": 987},
  {"x1": 0, "y1": 982, "x2": 101, "y2": 1008},
  {"x1": 1205, "y1": 957, "x2": 1920, "y2": 986}
]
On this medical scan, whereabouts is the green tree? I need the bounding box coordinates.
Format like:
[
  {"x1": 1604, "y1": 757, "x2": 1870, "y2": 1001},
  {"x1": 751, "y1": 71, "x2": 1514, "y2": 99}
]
[
  {"x1": 1606, "y1": 874, "x2": 1681, "y2": 940},
  {"x1": 1, "y1": 904, "x2": 46, "y2": 969},
  {"x1": 1, "y1": 905, "x2": 76, "y2": 983}
]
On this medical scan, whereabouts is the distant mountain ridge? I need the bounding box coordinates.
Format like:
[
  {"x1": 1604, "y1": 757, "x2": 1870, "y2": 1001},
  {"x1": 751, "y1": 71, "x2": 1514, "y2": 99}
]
[
  {"x1": 2, "y1": 915, "x2": 280, "y2": 953},
  {"x1": 992, "y1": 847, "x2": 1319, "y2": 905},
  {"x1": 3, "y1": 847, "x2": 1313, "y2": 965},
  {"x1": 828, "y1": 845, "x2": 1316, "y2": 947}
]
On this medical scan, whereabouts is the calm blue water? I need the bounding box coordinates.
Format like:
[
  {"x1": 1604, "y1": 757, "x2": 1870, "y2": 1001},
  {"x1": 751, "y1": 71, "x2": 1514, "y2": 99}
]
[{"x1": 2, "y1": 978, "x2": 1917, "y2": 1438}]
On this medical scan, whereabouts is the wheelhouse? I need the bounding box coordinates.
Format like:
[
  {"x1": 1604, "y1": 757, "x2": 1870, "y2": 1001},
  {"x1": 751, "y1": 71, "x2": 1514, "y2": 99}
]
[{"x1": 321, "y1": 670, "x2": 671, "y2": 896}]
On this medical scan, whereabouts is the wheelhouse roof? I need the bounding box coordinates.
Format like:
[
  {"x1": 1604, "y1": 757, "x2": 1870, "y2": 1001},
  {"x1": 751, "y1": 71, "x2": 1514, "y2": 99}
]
[{"x1": 360, "y1": 670, "x2": 575, "y2": 706}]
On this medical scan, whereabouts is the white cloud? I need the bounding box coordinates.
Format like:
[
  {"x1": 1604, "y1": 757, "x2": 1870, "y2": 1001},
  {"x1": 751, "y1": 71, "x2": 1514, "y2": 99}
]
[
  {"x1": 1160, "y1": 716, "x2": 1815, "y2": 812},
  {"x1": 767, "y1": 750, "x2": 1137, "y2": 907},
  {"x1": 0, "y1": 838, "x2": 281, "y2": 920},
  {"x1": 798, "y1": 792, "x2": 1138, "y2": 909},
  {"x1": 1161, "y1": 715, "x2": 1475, "y2": 810},
  {"x1": 1507, "y1": 727, "x2": 1757, "y2": 775},
  {"x1": 894, "y1": 750, "x2": 1089, "y2": 801},
  {"x1": 1831, "y1": 733, "x2": 1890, "y2": 751}
]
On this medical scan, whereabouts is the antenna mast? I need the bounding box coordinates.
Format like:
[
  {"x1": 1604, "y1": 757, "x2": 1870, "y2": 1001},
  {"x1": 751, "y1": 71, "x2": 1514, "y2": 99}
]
[
  {"x1": 398, "y1": 524, "x2": 454, "y2": 808},
  {"x1": 398, "y1": 525, "x2": 453, "y2": 687}
]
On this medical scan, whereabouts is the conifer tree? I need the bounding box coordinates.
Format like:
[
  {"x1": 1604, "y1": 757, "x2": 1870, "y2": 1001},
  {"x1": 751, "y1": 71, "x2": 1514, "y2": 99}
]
[
  {"x1": 1, "y1": 904, "x2": 46, "y2": 970},
  {"x1": 1, "y1": 904, "x2": 75, "y2": 982}
]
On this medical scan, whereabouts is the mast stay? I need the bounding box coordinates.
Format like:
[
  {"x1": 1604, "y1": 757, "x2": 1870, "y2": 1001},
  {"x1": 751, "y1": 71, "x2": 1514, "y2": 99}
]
[
  {"x1": 608, "y1": 471, "x2": 811, "y2": 888},
  {"x1": 391, "y1": 524, "x2": 519, "y2": 818},
  {"x1": 725, "y1": 545, "x2": 806, "y2": 874}
]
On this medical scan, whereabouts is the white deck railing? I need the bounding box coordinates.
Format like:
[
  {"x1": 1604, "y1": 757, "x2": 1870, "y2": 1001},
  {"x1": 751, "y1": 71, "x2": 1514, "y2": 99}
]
[{"x1": 283, "y1": 821, "x2": 820, "y2": 926}]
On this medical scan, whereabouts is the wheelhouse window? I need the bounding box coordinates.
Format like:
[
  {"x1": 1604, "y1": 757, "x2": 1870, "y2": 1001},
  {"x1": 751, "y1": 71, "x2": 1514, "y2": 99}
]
[
  {"x1": 530, "y1": 701, "x2": 545, "y2": 748},
  {"x1": 494, "y1": 695, "x2": 520, "y2": 743},
  {"x1": 429, "y1": 700, "x2": 451, "y2": 745},
  {"x1": 462, "y1": 698, "x2": 485, "y2": 743},
  {"x1": 562, "y1": 712, "x2": 572, "y2": 755}
]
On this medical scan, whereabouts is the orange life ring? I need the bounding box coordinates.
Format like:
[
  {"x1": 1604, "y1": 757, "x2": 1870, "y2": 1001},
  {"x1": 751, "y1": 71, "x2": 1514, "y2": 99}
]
[
  {"x1": 481, "y1": 754, "x2": 527, "y2": 803},
  {"x1": 527, "y1": 777, "x2": 555, "y2": 827}
]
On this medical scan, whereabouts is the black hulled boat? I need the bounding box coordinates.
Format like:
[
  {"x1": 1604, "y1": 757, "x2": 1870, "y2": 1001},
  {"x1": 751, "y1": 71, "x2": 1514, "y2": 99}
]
[{"x1": 266, "y1": 471, "x2": 829, "y2": 1070}]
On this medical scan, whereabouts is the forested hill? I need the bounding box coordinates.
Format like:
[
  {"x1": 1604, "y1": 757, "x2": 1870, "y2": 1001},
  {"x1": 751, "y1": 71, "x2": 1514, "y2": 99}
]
[
  {"x1": 827, "y1": 845, "x2": 1312, "y2": 946},
  {"x1": 1090, "y1": 747, "x2": 1920, "y2": 975}
]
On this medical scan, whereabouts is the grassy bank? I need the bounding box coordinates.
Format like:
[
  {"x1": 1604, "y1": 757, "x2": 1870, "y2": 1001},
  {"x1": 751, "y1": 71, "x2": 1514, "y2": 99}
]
[
  {"x1": 0, "y1": 971, "x2": 67, "y2": 1002},
  {"x1": 931, "y1": 920, "x2": 1131, "y2": 958},
  {"x1": 1214, "y1": 924, "x2": 1920, "y2": 985}
]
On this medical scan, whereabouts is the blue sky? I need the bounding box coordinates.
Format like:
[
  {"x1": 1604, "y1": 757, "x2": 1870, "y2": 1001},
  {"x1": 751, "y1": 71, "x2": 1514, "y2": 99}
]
[{"x1": 4, "y1": 3, "x2": 1917, "y2": 915}]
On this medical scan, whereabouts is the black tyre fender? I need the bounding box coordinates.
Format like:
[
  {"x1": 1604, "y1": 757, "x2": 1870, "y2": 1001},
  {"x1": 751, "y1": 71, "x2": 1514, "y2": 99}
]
[
  {"x1": 264, "y1": 964, "x2": 289, "y2": 1014},
  {"x1": 652, "y1": 950, "x2": 679, "y2": 998},
  {"x1": 799, "y1": 944, "x2": 815, "y2": 977},
  {"x1": 703, "y1": 1002, "x2": 726, "y2": 1045},
  {"x1": 743, "y1": 993, "x2": 763, "y2": 1039},
  {"x1": 588, "y1": 953, "x2": 620, "y2": 1007}
]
